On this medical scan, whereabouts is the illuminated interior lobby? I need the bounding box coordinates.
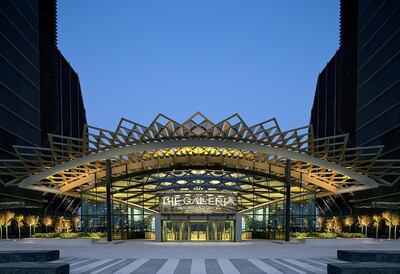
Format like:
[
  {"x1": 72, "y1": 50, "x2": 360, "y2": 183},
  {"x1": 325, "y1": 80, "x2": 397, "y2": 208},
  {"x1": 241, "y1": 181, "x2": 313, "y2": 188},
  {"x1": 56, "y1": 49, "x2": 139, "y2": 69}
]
[{"x1": 1, "y1": 112, "x2": 398, "y2": 242}]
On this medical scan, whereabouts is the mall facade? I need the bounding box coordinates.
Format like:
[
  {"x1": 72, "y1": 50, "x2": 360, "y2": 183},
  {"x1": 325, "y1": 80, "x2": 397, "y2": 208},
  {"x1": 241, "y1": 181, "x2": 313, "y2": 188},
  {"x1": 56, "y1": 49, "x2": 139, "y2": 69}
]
[{"x1": 1, "y1": 113, "x2": 398, "y2": 241}]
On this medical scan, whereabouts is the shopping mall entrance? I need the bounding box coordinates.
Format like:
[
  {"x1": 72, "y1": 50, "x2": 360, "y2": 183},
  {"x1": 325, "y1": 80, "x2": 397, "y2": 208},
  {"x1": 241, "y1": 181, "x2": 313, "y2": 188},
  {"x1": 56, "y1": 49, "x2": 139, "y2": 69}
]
[{"x1": 162, "y1": 219, "x2": 235, "y2": 241}]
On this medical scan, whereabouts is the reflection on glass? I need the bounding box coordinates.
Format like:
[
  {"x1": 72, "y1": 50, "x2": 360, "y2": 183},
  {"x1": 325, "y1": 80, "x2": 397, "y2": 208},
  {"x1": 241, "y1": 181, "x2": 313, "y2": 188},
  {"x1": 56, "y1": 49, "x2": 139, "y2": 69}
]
[{"x1": 162, "y1": 220, "x2": 234, "y2": 241}]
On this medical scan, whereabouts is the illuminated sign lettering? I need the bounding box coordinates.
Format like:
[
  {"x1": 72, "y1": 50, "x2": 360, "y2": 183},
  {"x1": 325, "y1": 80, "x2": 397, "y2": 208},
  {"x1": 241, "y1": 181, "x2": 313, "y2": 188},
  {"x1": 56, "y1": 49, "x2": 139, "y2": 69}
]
[{"x1": 160, "y1": 193, "x2": 237, "y2": 214}]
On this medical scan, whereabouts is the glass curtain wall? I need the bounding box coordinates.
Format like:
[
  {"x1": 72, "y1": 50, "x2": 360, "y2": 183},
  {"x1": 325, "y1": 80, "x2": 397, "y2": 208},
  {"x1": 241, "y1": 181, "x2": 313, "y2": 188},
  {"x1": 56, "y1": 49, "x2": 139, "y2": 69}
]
[
  {"x1": 80, "y1": 176, "x2": 155, "y2": 240},
  {"x1": 80, "y1": 168, "x2": 316, "y2": 240},
  {"x1": 242, "y1": 192, "x2": 316, "y2": 240},
  {"x1": 162, "y1": 220, "x2": 234, "y2": 241}
]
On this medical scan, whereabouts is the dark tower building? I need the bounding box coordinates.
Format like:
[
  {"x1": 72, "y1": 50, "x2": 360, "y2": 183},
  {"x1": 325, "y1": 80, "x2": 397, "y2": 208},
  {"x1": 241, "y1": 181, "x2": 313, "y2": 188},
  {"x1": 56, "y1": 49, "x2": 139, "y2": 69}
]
[
  {"x1": 335, "y1": 0, "x2": 358, "y2": 145},
  {"x1": 0, "y1": 0, "x2": 41, "y2": 158},
  {"x1": 0, "y1": 0, "x2": 44, "y2": 211},
  {"x1": 38, "y1": 0, "x2": 59, "y2": 145},
  {"x1": 356, "y1": 0, "x2": 400, "y2": 158},
  {"x1": 57, "y1": 51, "x2": 86, "y2": 139},
  {"x1": 311, "y1": 0, "x2": 400, "y2": 215},
  {"x1": 0, "y1": 0, "x2": 86, "y2": 215},
  {"x1": 352, "y1": 0, "x2": 400, "y2": 211},
  {"x1": 310, "y1": 53, "x2": 339, "y2": 139},
  {"x1": 310, "y1": 0, "x2": 358, "y2": 145},
  {"x1": 38, "y1": 1, "x2": 86, "y2": 145}
]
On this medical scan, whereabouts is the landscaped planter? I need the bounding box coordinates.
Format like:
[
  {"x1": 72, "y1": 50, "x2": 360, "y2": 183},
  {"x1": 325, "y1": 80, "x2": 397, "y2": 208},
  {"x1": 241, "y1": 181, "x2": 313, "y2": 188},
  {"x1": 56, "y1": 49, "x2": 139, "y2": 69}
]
[
  {"x1": 22, "y1": 238, "x2": 104, "y2": 245},
  {"x1": 303, "y1": 238, "x2": 376, "y2": 245}
]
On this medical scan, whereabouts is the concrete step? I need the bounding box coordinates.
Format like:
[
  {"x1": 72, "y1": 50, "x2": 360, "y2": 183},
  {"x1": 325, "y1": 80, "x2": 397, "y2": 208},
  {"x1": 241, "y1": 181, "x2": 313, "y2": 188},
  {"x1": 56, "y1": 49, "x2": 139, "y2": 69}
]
[
  {"x1": 337, "y1": 250, "x2": 400, "y2": 262},
  {"x1": 328, "y1": 262, "x2": 400, "y2": 274},
  {"x1": 0, "y1": 250, "x2": 60, "y2": 263},
  {"x1": 0, "y1": 262, "x2": 69, "y2": 274}
]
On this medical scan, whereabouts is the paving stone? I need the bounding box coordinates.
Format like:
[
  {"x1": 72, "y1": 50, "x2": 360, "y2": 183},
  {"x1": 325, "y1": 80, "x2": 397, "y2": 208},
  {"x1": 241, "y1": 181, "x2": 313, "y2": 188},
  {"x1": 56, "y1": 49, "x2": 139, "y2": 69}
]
[
  {"x1": 174, "y1": 259, "x2": 191, "y2": 274},
  {"x1": 230, "y1": 259, "x2": 265, "y2": 274},
  {"x1": 131, "y1": 259, "x2": 167, "y2": 274}
]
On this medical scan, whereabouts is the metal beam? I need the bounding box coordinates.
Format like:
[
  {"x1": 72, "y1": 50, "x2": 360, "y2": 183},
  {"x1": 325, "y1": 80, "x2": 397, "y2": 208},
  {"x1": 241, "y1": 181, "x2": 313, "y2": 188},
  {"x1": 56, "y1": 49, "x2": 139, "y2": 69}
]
[
  {"x1": 285, "y1": 159, "x2": 291, "y2": 242},
  {"x1": 105, "y1": 159, "x2": 112, "y2": 242},
  {"x1": 18, "y1": 139, "x2": 379, "y2": 193}
]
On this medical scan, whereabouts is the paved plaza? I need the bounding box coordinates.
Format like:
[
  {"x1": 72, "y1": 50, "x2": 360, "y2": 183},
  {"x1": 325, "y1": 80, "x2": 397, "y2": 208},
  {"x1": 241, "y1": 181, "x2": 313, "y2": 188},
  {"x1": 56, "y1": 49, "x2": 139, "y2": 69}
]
[{"x1": 1, "y1": 239, "x2": 400, "y2": 273}]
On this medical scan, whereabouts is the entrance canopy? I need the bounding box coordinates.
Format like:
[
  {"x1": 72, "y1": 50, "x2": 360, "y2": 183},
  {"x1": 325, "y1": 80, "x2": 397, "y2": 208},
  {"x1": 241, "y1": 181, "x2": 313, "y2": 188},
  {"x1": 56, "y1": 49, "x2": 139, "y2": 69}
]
[{"x1": 1, "y1": 112, "x2": 399, "y2": 211}]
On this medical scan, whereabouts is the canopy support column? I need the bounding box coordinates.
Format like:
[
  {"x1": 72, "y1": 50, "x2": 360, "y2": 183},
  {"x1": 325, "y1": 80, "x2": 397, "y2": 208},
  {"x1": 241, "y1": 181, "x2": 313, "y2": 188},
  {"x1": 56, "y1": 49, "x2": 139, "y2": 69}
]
[
  {"x1": 285, "y1": 158, "x2": 291, "y2": 242},
  {"x1": 106, "y1": 159, "x2": 112, "y2": 242}
]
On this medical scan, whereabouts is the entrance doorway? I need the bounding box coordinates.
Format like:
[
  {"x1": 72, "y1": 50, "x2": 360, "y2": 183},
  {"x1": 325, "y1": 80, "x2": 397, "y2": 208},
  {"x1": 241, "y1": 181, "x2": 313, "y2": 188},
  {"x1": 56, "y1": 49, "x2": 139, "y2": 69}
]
[
  {"x1": 190, "y1": 221, "x2": 207, "y2": 241},
  {"x1": 162, "y1": 220, "x2": 234, "y2": 241}
]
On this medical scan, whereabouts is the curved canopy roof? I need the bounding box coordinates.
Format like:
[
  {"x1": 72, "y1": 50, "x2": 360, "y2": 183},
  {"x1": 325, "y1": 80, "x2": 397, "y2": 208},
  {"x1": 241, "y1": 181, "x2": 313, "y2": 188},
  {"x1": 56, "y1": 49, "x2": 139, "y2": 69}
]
[{"x1": 1, "y1": 112, "x2": 399, "y2": 198}]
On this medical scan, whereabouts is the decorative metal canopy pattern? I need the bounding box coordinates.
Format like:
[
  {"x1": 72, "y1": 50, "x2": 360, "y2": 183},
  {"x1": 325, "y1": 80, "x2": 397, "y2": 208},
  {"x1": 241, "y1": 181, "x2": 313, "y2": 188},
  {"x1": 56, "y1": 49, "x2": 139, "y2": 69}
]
[{"x1": 1, "y1": 112, "x2": 399, "y2": 200}]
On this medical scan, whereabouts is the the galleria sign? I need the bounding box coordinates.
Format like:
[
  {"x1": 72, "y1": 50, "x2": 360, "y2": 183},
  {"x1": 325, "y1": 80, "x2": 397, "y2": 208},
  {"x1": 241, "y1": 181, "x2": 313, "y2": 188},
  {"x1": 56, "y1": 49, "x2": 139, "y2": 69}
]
[
  {"x1": 160, "y1": 193, "x2": 237, "y2": 214},
  {"x1": 162, "y1": 195, "x2": 236, "y2": 207}
]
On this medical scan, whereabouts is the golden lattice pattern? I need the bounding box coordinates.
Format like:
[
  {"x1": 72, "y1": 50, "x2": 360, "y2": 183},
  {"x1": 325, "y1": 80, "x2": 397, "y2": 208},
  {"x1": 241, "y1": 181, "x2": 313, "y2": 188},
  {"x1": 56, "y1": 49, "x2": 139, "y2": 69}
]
[{"x1": 0, "y1": 112, "x2": 399, "y2": 195}]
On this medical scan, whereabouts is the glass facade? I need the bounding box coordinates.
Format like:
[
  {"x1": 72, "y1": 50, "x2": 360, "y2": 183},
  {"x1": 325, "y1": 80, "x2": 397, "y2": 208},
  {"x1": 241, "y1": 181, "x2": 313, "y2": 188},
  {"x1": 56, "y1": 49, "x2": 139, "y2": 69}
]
[
  {"x1": 80, "y1": 168, "x2": 316, "y2": 241},
  {"x1": 357, "y1": 0, "x2": 400, "y2": 151},
  {"x1": 0, "y1": 184, "x2": 44, "y2": 215},
  {"x1": 0, "y1": 0, "x2": 87, "y2": 216},
  {"x1": 310, "y1": 54, "x2": 339, "y2": 139},
  {"x1": 80, "y1": 196, "x2": 155, "y2": 240},
  {"x1": 242, "y1": 193, "x2": 316, "y2": 240},
  {"x1": 162, "y1": 220, "x2": 234, "y2": 241},
  {"x1": 352, "y1": 0, "x2": 400, "y2": 212},
  {"x1": 0, "y1": 0, "x2": 44, "y2": 216},
  {"x1": 0, "y1": 0, "x2": 41, "y2": 156},
  {"x1": 57, "y1": 52, "x2": 87, "y2": 140},
  {"x1": 310, "y1": 0, "x2": 400, "y2": 215}
]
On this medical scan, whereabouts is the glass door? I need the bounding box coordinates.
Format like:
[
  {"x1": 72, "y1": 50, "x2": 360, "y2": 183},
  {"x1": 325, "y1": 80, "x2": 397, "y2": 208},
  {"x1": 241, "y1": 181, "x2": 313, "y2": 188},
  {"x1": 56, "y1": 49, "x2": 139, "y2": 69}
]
[
  {"x1": 190, "y1": 221, "x2": 207, "y2": 241},
  {"x1": 208, "y1": 221, "x2": 224, "y2": 241},
  {"x1": 223, "y1": 220, "x2": 234, "y2": 241},
  {"x1": 162, "y1": 220, "x2": 189, "y2": 241},
  {"x1": 207, "y1": 220, "x2": 234, "y2": 241},
  {"x1": 162, "y1": 219, "x2": 234, "y2": 241},
  {"x1": 172, "y1": 221, "x2": 189, "y2": 241},
  {"x1": 162, "y1": 220, "x2": 173, "y2": 241}
]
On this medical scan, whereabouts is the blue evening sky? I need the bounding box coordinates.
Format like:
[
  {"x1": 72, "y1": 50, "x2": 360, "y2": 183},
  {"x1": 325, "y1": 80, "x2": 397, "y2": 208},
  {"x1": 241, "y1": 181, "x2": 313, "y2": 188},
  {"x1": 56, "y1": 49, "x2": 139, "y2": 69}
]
[{"x1": 57, "y1": 1, "x2": 339, "y2": 131}]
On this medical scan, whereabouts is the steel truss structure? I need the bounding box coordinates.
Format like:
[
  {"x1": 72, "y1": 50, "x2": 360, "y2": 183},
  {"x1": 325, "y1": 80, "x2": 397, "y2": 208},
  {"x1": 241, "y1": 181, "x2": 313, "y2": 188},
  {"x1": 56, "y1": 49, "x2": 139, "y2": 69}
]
[{"x1": 1, "y1": 112, "x2": 399, "y2": 212}]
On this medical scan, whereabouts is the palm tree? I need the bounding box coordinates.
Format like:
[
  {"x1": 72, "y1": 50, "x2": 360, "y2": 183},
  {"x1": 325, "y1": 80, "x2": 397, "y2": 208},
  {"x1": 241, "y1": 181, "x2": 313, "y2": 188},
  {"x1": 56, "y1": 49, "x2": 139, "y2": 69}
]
[
  {"x1": 344, "y1": 216, "x2": 355, "y2": 233},
  {"x1": 25, "y1": 215, "x2": 37, "y2": 237},
  {"x1": 392, "y1": 213, "x2": 400, "y2": 239},
  {"x1": 4, "y1": 211, "x2": 15, "y2": 240},
  {"x1": 71, "y1": 216, "x2": 80, "y2": 232},
  {"x1": 0, "y1": 212, "x2": 5, "y2": 239},
  {"x1": 14, "y1": 214, "x2": 24, "y2": 238},
  {"x1": 382, "y1": 211, "x2": 393, "y2": 239},
  {"x1": 41, "y1": 216, "x2": 53, "y2": 233},
  {"x1": 373, "y1": 214, "x2": 382, "y2": 238}
]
